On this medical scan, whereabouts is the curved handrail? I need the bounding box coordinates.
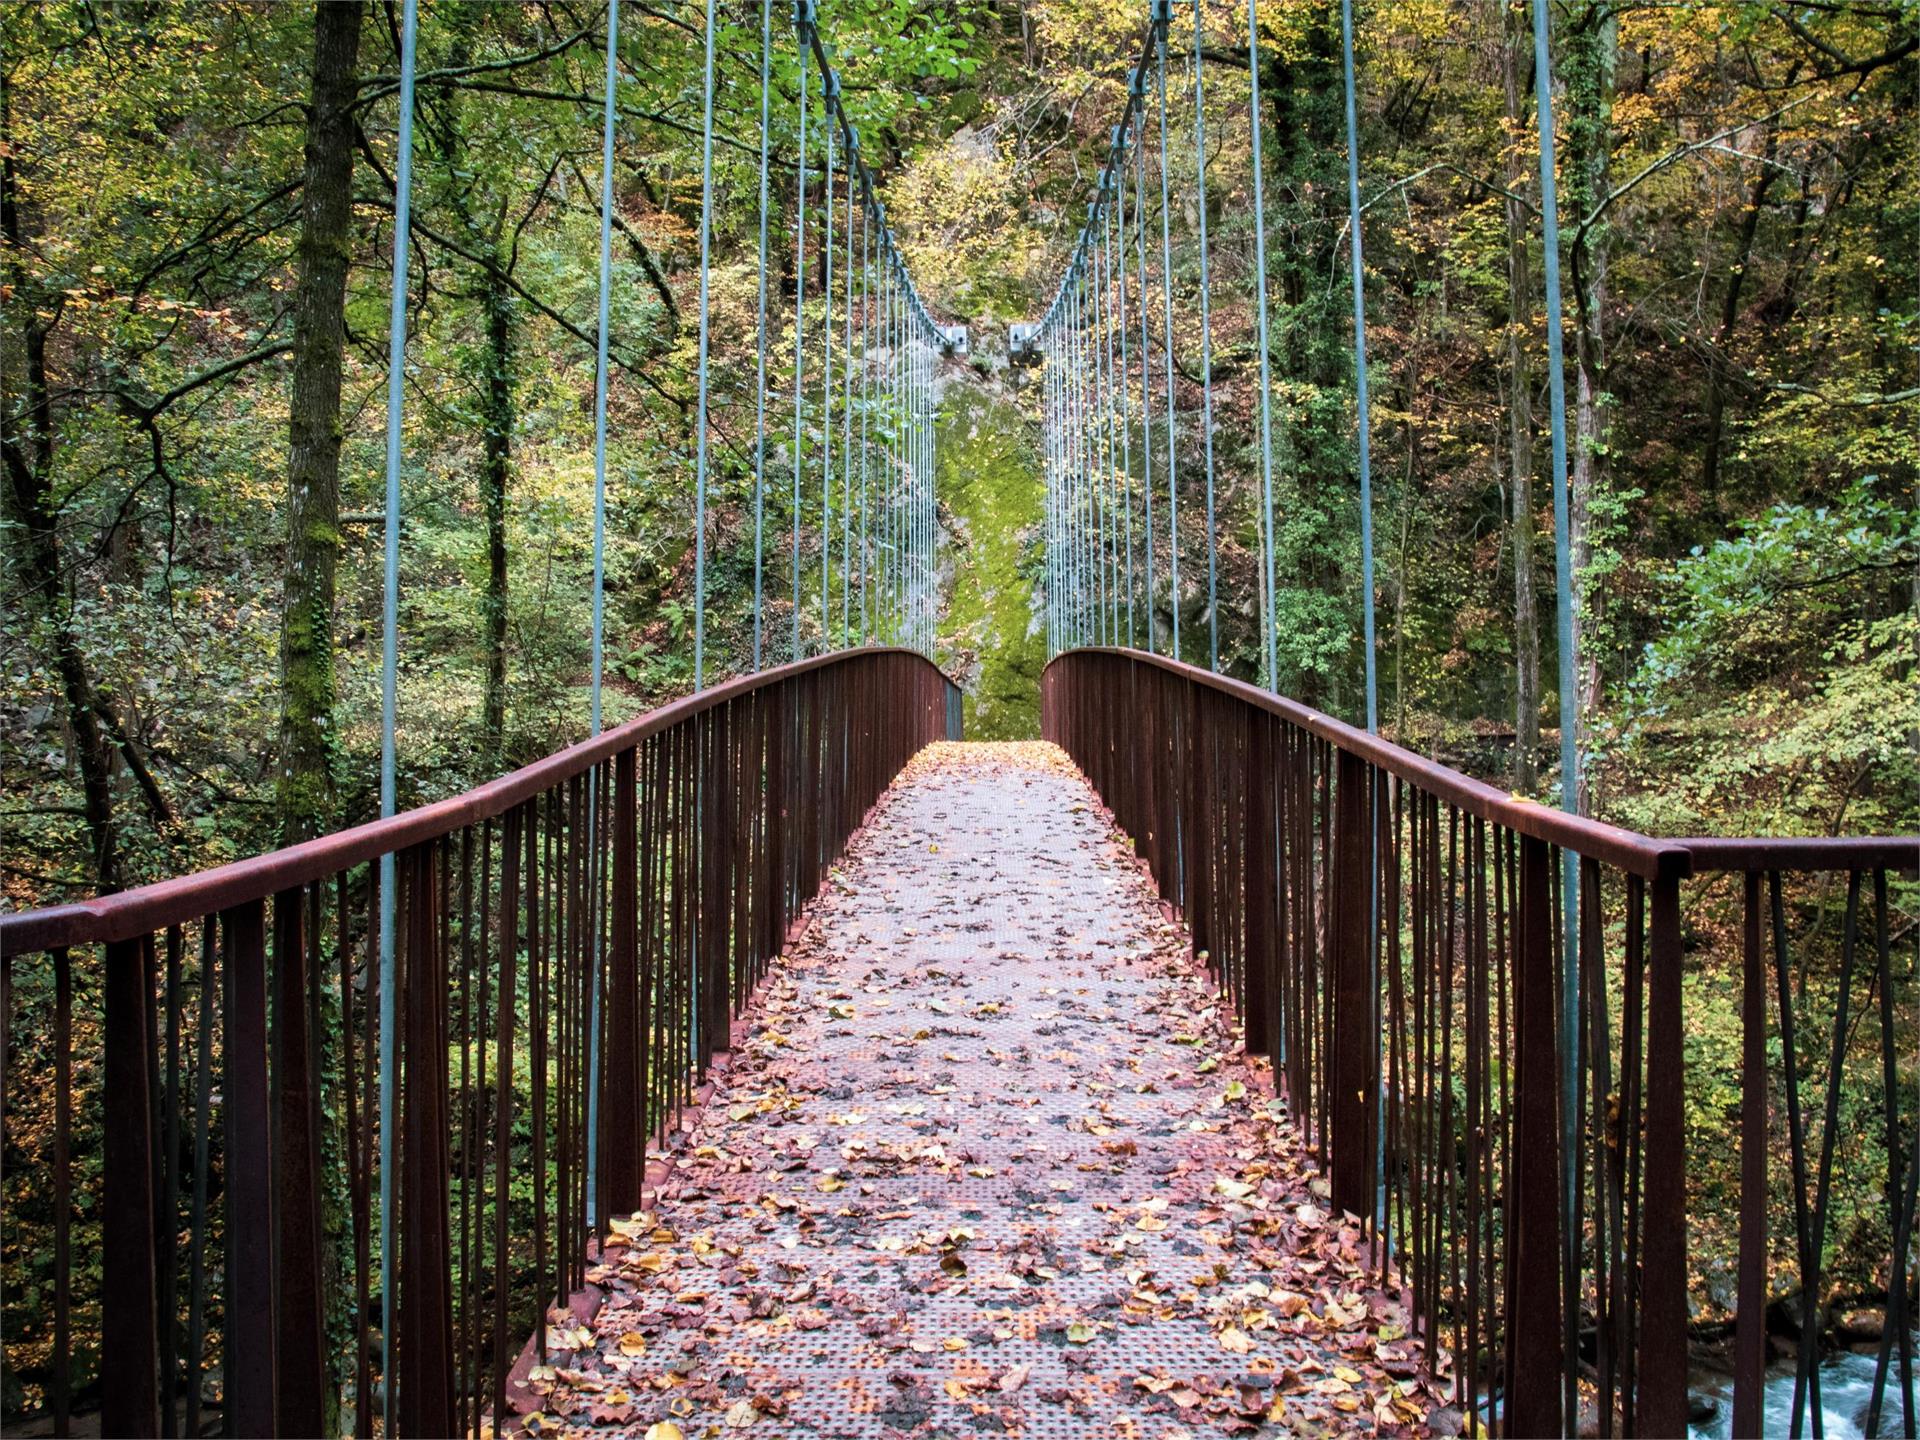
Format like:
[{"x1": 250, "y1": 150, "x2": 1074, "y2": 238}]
[
  {"x1": 1, "y1": 646, "x2": 957, "y2": 954},
  {"x1": 1044, "y1": 647, "x2": 1917, "y2": 877}
]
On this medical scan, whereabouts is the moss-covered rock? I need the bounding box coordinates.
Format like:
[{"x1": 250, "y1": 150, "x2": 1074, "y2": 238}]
[{"x1": 936, "y1": 374, "x2": 1045, "y2": 739}]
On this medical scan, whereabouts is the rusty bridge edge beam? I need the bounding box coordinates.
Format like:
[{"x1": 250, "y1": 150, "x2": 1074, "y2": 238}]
[
  {"x1": 1045, "y1": 648, "x2": 1918, "y2": 878},
  {"x1": 0, "y1": 647, "x2": 962, "y2": 955}
]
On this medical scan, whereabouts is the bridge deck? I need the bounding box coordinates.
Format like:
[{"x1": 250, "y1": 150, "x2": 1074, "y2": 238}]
[{"x1": 548, "y1": 742, "x2": 1429, "y2": 1437}]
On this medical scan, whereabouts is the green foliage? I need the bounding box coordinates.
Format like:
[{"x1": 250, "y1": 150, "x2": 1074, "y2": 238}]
[
  {"x1": 936, "y1": 382, "x2": 1046, "y2": 739},
  {"x1": 1609, "y1": 480, "x2": 1918, "y2": 837},
  {"x1": 1633, "y1": 478, "x2": 1918, "y2": 698}
]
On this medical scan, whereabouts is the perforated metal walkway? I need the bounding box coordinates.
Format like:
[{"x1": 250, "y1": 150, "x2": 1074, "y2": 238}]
[{"x1": 535, "y1": 742, "x2": 1431, "y2": 1437}]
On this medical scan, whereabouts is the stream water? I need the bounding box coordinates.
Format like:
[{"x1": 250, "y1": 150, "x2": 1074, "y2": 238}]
[{"x1": 1689, "y1": 1344, "x2": 1919, "y2": 1438}]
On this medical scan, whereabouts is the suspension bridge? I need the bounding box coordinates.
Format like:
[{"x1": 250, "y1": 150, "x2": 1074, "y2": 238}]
[{"x1": 1, "y1": 0, "x2": 1914, "y2": 1437}]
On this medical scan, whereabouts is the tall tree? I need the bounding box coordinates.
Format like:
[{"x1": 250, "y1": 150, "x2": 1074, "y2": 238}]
[
  {"x1": 277, "y1": 0, "x2": 365, "y2": 843},
  {"x1": 480, "y1": 270, "x2": 514, "y2": 763},
  {"x1": 1, "y1": 61, "x2": 121, "y2": 889},
  {"x1": 1264, "y1": 0, "x2": 1361, "y2": 714},
  {"x1": 1559, "y1": 0, "x2": 1617, "y2": 813},
  {"x1": 425, "y1": 1, "x2": 523, "y2": 767},
  {"x1": 1500, "y1": 0, "x2": 1541, "y2": 790}
]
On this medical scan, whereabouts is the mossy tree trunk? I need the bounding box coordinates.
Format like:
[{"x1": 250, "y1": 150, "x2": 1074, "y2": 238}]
[
  {"x1": 276, "y1": 0, "x2": 364, "y2": 843},
  {"x1": 1560, "y1": 0, "x2": 1616, "y2": 813},
  {"x1": 481, "y1": 265, "x2": 515, "y2": 764}
]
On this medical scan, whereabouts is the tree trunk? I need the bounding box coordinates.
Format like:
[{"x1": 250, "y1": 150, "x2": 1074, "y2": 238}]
[
  {"x1": 1701, "y1": 134, "x2": 1778, "y2": 498},
  {"x1": 480, "y1": 265, "x2": 514, "y2": 765},
  {"x1": 1502, "y1": 0, "x2": 1541, "y2": 792},
  {"x1": 1562, "y1": 0, "x2": 1615, "y2": 815},
  {"x1": 1, "y1": 67, "x2": 121, "y2": 891},
  {"x1": 276, "y1": 0, "x2": 364, "y2": 844}
]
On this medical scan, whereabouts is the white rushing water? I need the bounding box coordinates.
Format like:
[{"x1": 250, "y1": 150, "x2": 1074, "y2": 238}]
[{"x1": 1690, "y1": 1345, "x2": 1919, "y2": 1439}]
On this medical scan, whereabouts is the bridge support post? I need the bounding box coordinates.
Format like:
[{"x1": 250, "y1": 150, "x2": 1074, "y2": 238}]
[
  {"x1": 1504, "y1": 834, "x2": 1563, "y2": 1436},
  {"x1": 700, "y1": 703, "x2": 734, "y2": 1063},
  {"x1": 272, "y1": 889, "x2": 326, "y2": 1439},
  {"x1": 1638, "y1": 871, "x2": 1690, "y2": 1437},
  {"x1": 1327, "y1": 750, "x2": 1377, "y2": 1220},
  {"x1": 1242, "y1": 710, "x2": 1278, "y2": 1060},
  {"x1": 221, "y1": 899, "x2": 278, "y2": 1438},
  {"x1": 397, "y1": 844, "x2": 455, "y2": 1439},
  {"x1": 103, "y1": 936, "x2": 161, "y2": 1439},
  {"x1": 601, "y1": 748, "x2": 643, "y2": 1215}
]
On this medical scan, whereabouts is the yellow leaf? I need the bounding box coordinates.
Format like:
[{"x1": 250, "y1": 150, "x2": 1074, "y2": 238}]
[
  {"x1": 1218, "y1": 1326, "x2": 1253, "y2": 1353},
  {"x1": 618, "y1": 1330, "x2": 648, "y2": 1357}
]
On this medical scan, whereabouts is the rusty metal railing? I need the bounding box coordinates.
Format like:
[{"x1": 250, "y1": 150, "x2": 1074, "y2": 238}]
[
  {"x1": 0, "y1": 647, "x2": 960, "y2": 1438},
  {"x1": 1044, "y1": 646, "x2": 1916, "y2": 1438}
]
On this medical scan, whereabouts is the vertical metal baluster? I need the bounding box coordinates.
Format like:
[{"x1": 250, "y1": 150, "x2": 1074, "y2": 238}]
[
  {"x1": 186, "y1": 921, "x2": 216, "y2": 1440},
  {"x1": 1734, "y1": 870, "x2": 1768, "y2": 1440},
  {"x1": 104, "y1": 935, "x2": 161, "y2": 1437},
  {"x1": 274, "y1": 879, "x2": 326, "y2": 1438},
  {"x1": 1865, "y1": 867, "x2": 1916, "y2": 1437},
  {"x1": 476, "y1": 816, "x2": 495, "y2": 1430},
  {"x1": 158, "y1": 926, "x2": 182, "y2": 1437},
  {"x1": 1619, "y1": 872, "x2": 1644, "y2": 1431},
  {"x1": 1581, "y1": 856, "x2": 1613, "y2": 1437},
  {"x1": 456, "y1": 827, "x2": 475, "y2": 1437},
  {"x1": 222, "y1": 898, "x2": 274, "y2": 1439},
  {"x1": 53, "y1": 946, "x2": 72, "y2": 1439},
  {"x1": 493, "y1": 807, "x2": 522, "y2": 1428}
]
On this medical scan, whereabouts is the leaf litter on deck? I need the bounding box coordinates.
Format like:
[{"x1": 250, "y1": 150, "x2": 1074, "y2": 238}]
[{"x1": 519, "y1": 742, "x2": 1436, "y2": 1438}]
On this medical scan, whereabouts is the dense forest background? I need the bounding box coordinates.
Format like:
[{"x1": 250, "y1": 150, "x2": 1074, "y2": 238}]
[
  {"x1": 0, "y1": 0, "x2": 1915, "y2": 1412},
  {"x1": 3, "y1": 0, "x2": 1914, "y2": 906}
]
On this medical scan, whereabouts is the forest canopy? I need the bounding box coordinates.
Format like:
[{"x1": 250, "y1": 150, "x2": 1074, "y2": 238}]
[{"x1": 2, "y1": 0, "x2": 1914, "y2": 893}]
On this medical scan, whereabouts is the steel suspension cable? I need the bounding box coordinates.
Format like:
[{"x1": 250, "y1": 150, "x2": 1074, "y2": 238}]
[
  {"x1": 1106, "y1": 158, "x2": 1137, "y2": 647},
  {"x1": 1082, "y1": 265, "x2": 1095, "y2": 648},
  {"x1": 790, "y1": 3, "x2": 811, "y2": 661},
  {"x1": 375, "y1": 0, "x2": 421, "y2": 1421},
  {"x1": 580, "y1": 0, "x2": 622, "y2": 1238},
  {"x1": 1088, "y1": 261, "x2": 1105, "y2": 645},
  {"x1": 751, "y1": 0, "x2": 773, "y2": 669},
  {"x1": 692, "y1": 0, "x2": 718, "y2": 693},
  {"x1": 1084, "y1": 268, "x2": 1099, "y2": 646},
  {"x1": 1528, "y1": 0, "x2": 1585, "y2": 1402},
  {"x1": 883, "y1": 256, "x2": 897, "y2": 640},
  {"x1": 1337, "y1": 0, "x2": 1378, "y2": 733},
  {"x1": 1068, "y1": 275, "x2": 1084, "y2": 645},
  {"x1": 1052, "y1": 326, "x2": 1067, "y2": 652},
  {"x1": 1063, "y1": 277, "x2": 1076, "y2": 647},
  {"x1": 1132, "y1": 92, "x2": 1156, "y2": 655},
  {"x1": 820, "y1": 92, "x2": 836, "y2": 644},
  {"x1": 1245, "y1": 0, "x2": 1280, "y2": 691},
  {"x1": 1053, "y1": 328, "x2": 1065, "y2": 651},
  {"x1": 1338, "y1": 0, "x2": 1398, "y2": 1293},
  {"x1": 888, "y1": 259, "x2": 902, "y2": 641},
  {"x1": 858, "y1": 197, "x2": 873, "y2": 643},
  {"x1": 1153, "y1": 8, "x2": 1181, "y2": 664},
  {"x1": 841, "y1": 143, "x2": 856, "y2": 644},
  {"x1": 1188, "y1": 0, "x2": 1219, "y2": 671},
  {"x1": 920, "y1": 327, "x2": 933, "y2": 649},
  {"x1": 1092, "y1": 212, "x2": 1119, "y2": 643}
]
